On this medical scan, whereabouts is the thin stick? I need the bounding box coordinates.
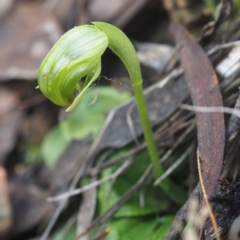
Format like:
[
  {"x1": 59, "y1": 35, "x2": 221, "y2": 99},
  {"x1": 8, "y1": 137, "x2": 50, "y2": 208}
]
[
  {"x1": 197, "y1": 149, "x2": 220, "y2": 240},
  {"x1": 87, "y1": 144, "x2": 145, "y2": 176},
  {"x1": 160, "y1": 121, "x2": 195, "y2": 163},
  {"x1": 181, "y1": 104, "x2": 240, "y2": 118},
  {"x1": 154, "y1": 145, "x2": 192, "y2": 186},
  {"x1": 207, "y1": 40, "x2": 240, "y2": 56},
  {"x1": 47, "y1": 158, "x2": 135, "y2": 202}
]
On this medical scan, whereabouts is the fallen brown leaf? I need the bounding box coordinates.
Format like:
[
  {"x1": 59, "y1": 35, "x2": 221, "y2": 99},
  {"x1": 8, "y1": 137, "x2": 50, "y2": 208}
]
[{"x1": 171, "y1": 22, "x2": 225, "y2": 199}]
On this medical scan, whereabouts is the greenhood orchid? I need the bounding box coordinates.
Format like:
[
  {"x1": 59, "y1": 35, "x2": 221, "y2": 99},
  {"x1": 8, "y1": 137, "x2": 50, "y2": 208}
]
[
  {"x1": 38, "y1": 22, "x2": 184, "y2": 204},
  {"x1": 38, "y1": 22, "x2": 143, "y2": 112},
  {"x1": 38, "y1": 24, "x2": 108, "y2": 111}
]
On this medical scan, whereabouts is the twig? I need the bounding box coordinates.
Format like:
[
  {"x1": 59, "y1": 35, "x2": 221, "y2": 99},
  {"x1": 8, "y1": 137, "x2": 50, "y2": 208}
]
[
  {"x1": 77, "y1": 176, "x2": 97, "y2": 239},
  {"x1": 160, "y1": 43, "x2": 182, "y2": 74},
  {"x1": 144, "y1": 66, "x2": 183, "y2": 95},
  {"x1": 224, "y1": 76, "x2": 240, "y2": 93},
  {"x1": 47, "y1": 158, "x2": 135, "y2": 202},
  {"x1": 86, "y1": 144, "x2": 145, "y2": 176},
  {"x1": 106, "y1": 157, "x2": 135, "y2": 199},
  {"x1": 180, "y1": 104, "x2": 240, "y2": 118},
  {"x1": 157, "y1": 68, "x2": 183, "y2": 89},
  {"x1": 197, "y1": 149, "x2": 220, "y2": 240},
  {"x1": 154, "y1": 145, "x2": 193, "y2": 186},
  {"x1": 207, "y1": 40, "x2": 240, "y2": 56},
  {"x1": 160, "y1": 120, "x2": 195, "y2": 163}
]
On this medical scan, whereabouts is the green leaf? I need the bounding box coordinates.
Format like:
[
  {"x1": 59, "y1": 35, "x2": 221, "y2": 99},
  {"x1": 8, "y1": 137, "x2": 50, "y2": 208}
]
[
  {"x1": 41, "y1": 86, "x2": 131, "y2": 167},
  {"x1": 105, "y1": 217, "x2": 158, "y2": 240},
  {"x1": 41, "y1": 125, "x2": 70, "y2": 167},
  {"x1": 60, "y1": 87, "x2": 131, "y2": 140},
  {"x1": 103, "y1": 215, "x2": 174, "y2": 240},
  {"x1": 146, "y1": 215, "x2": 174, "y2": 240}
]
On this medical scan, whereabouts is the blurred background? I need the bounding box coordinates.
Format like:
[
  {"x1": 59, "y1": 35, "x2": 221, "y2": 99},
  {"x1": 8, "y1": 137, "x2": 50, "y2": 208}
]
[{"x1": 0, "y1": 0, "x2": 239, "y2": 240}]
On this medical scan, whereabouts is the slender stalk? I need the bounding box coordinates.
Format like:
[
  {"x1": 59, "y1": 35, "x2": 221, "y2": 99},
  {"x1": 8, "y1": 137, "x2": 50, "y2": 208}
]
[
  {"x1": 133, "y1": 84, "x2": 186, "y2": 204},
  {"x1": 133, "y1": 84, "x2": 163, "y2": 178}
]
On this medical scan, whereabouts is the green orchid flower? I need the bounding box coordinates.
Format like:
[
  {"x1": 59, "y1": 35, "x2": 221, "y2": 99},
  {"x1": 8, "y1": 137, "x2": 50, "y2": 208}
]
[{"x1": 38, "y1": 24, "x2": 108, "y2": 111}]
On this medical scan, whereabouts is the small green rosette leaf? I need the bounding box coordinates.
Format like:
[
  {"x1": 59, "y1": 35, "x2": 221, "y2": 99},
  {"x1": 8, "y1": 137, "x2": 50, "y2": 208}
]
[{"x1": 38, "y1": 25, "x2": 108, "y2": 111}]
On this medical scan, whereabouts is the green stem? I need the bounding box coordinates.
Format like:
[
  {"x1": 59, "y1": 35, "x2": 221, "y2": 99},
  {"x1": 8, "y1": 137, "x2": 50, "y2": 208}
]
[
  {"x1": 133, "y1": 84, "x2": 163, "y2": 178},
  {"x1": 134, "y1": 84, "x2": 187, "y2": 205},
  {"x1": 133, "y1": 84, "x2": 182, "y2": 201}
]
